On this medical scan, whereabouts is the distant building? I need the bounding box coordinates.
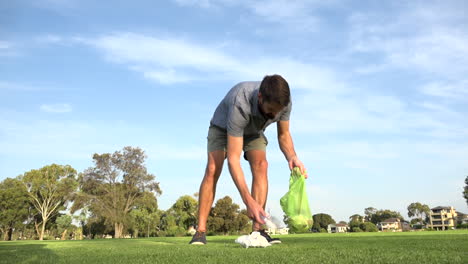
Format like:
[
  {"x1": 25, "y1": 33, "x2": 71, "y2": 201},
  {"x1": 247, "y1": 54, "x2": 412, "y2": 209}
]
[
  {"x1": 327, "y1": 223, "x2": 348, "y2": 233},
  {"x1": 378, "y1": 218, "x2": 402, "y2": 232},
  {"x1": 266, "y1": 227, "x2": 289, "y2": 235},
  {"x1": 427, "y1": 206, "x2": 458, "y2": 230},
  {"x1": 456, "y1": 211, "x2": 468, "y2": 225},
  {"x1": 401, "y1": 221, "x2": 411, "y2": 231}
]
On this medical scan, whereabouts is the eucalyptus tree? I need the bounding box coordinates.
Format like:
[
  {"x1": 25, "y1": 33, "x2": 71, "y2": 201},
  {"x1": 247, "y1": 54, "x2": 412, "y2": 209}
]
[{"x1": 21, "y1": 164, "x2": 78, "y2": 240}]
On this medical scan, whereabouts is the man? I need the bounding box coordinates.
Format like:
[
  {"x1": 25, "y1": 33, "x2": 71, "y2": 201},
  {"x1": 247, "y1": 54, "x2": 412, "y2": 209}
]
[{"x1": 190, "y1": 74, "x2": 307, "y2": 245}]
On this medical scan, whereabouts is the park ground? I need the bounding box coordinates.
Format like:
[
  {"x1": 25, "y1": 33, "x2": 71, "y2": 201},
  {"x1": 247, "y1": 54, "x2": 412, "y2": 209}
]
[{"x1": 1, "y1": 230, "x2": 467, "y2": 264}]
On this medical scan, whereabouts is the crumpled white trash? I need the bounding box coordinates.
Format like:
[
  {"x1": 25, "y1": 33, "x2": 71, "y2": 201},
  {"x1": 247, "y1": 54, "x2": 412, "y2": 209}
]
[{"x1": 235, "y1": 231, "x2": 271, "y2": 248}]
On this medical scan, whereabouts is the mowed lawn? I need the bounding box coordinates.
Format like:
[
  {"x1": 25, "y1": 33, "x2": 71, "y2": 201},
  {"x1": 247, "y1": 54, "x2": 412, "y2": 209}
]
[{"x1": 1, "y1": 231, "x2": 467, "y2": 264}]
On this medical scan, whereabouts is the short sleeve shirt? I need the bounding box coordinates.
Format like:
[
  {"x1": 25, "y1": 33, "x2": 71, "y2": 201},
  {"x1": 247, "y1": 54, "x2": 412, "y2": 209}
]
[{"x1": 210, "y1": 81, "x2": 292, "y2": 137}]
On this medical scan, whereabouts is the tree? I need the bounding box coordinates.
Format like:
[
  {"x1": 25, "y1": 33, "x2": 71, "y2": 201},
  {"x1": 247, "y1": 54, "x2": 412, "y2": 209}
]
[
  {"x1": 56, "y1": 215, "x2": 73, "y2": 240},
  {"x1": 464, "y1": 176, "x2": 468, "y2": 206},
  {"x1": 83, "y1": 214, "x2": 109, "y2": 239},
  {"x1": 235, "y1": 209, "x2": 251, "y2": 234},
  {"x1": 74, "y1": 208, "x2": 89, "y2": 240},
  {"x1": 407, "y1": 202, "x2": 430, "y2": 224},
  {"x1": 0, "y1": 178, "x2": 30, "y2": 240},
  {"x1": 169, "y1": 195, "x2": 198, "y2": 230},
  {"x1": 21, "y1": 164, "x2": 78, "y2": 240},
  {"x1": 76, "y1": 147, "x2": 161, "y2": 238},
  {"x1": 368, "y1": 209, "x2": 403, "y2": 224},
  {"x1": 360, "y1": 222, "x2": 378, "y2": 232},
  {"x1": 364, "y1": 207, "x2": 377, "y2": 222},
  {"x1": 129, "y1": 191, "x2": 160, "y2": 237},
  {"x1": 312, "y1": 213, "x2": 335, "y2": 230},
  {"x1": 207, "y1": 196, "x2": 248, "y2": 235},
  {"x1": 349, "y1": 214, "x2": 364, "y2": 223},
  {"x1": 159, "y1": 211, "x2": 184, "y2": 236}
]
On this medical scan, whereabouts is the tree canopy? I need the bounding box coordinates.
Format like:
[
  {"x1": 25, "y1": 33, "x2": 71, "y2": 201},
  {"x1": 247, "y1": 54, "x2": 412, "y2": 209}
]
[
  {"x1": 464, "y1": 176, "x2": 468, "y2": 206},
  {"x1": 407, "y1": 202, "x2": 430, "y2": 224},
  {"x1": 75, "y1": 147, "x2": 161, "y2": 238},
  {"x1": 0, "y1": 178, "x2": 30, "y2": 240},
  {"x1": 207, "y1": 196, "x2": 250, "y2": 235},
  {"x1": 312, "y1": 213, "x2": 335, "y2": 231},
  {"x1": 21, "y1": 164, "x2": 78, "y2": 240}
]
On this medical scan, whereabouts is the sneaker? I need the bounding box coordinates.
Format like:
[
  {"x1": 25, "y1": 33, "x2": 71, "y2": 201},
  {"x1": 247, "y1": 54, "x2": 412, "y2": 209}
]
[
  {"x1": 256, "y1": 230, "x2": 281, "y2": 244},
  {"x1": 189, "y1": 231, "x2": 206, "y2": 245}
]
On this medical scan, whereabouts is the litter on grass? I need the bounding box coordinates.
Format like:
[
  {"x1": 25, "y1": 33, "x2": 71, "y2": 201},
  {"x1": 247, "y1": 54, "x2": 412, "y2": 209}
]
[{"x1": 235, "y1": 232, "x2": 271, "y2": 248}]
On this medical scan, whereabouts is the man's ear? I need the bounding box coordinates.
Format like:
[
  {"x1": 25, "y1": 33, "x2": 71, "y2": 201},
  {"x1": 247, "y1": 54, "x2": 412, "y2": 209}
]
[{"x1": 258, "y1": 92, "x2": 262, "y2": 102}]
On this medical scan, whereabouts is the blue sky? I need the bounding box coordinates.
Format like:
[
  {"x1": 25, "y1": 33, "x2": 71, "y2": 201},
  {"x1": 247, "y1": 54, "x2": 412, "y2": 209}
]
[{"x1": 1, "y1": 0, "x2": 467, "y2": 223}]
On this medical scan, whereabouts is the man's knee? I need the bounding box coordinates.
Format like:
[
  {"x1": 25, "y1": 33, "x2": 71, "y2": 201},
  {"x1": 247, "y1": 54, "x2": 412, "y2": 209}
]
[
  {"x1": 204, "y1": 160, "x2": 223, "y2": 182},
  {"x1": 251, "y1": 159, "x2": 268, "y2": 172}
]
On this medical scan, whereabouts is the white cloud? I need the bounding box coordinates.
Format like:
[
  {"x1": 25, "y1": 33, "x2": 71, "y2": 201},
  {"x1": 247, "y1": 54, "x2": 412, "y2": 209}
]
[
  {"x1": 0, "y1": 81, "x2": 46, "y2": 91},
  {"x1": 35, "y1": 34, "x2": 64, "y2": 44},
  {"x1": 77, "y1": 32, "x2": 345, "y2": 92},
  {"x1": 348, "y1": 3, "x2": 468, "y2": 79},
  {"x1": 0, "y1": 41, "x2": 18, "y2": 57},
  {"x1": 40, "y1": 103, "x2": 72, "y2": 113},
  {"x1": 173, "y1": 0, "x2": 331, "y2": 31},
  {"x1": 419, "y1": 81, "x2": 468, "y2": 100},
  {"x1": 71, "y1": 31, "x2": 468, "y2": 142},
  {"x1": 0, "y1": 41, "x2": 11, "y2": 49}
]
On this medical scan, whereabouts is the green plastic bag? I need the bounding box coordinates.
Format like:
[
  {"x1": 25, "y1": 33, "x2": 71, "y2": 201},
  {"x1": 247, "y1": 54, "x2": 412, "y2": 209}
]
[{"x1": 280, "y1": 167, "x2": 313, "y2": 233}]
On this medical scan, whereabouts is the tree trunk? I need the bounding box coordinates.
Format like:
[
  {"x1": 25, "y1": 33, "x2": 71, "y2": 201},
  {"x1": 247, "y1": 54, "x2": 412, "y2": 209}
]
[
  {"x1": 34, "y1": 220, "x2": 41, "y2": 238},
  {"x1": 3, "y1": 230, "x2": 8, "y2": 241},
  {"x1": 39, "y1": 220, "x2": 46, "y2": 241},
  {"x1": 7, "y1": 227, "x2": 13, "y2": 241},
  {"x1": 61, "y1": 230, "x2": 67, "y2": 240},
  {"x1": 134, "y1": 229, "x2": 139, "y2": 238},
  {"x1": 114, "y1": 222, "x2": 124, "y2": 238}
]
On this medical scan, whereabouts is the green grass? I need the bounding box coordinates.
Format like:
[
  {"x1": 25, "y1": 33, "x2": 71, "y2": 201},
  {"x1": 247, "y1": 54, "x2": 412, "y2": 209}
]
[{"x1": 1, "y1": 231, "x2": 467, "y2": 264}]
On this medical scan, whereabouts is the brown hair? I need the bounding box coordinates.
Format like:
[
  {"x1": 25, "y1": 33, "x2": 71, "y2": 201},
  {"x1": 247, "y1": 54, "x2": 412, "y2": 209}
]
[{"x1": 259, "y1": 74, "x2": 290, "y2": 107}]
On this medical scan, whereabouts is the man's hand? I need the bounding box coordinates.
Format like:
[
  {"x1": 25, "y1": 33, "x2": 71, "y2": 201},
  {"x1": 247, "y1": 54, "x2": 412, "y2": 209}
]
[
  {"x1": 288, "y1": 156, "x2": 308, "y2": 179},
  {"x1": 246, "y1": 198, "x2": 267, "y2": 225}
]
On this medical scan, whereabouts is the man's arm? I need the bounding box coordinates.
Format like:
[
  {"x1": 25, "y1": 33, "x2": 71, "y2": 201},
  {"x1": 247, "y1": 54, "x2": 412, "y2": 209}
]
[
  {"x1": 227, "y1": 135, "x2": 266, "y2": 224},
  {"x1": 277, "y1": 120, "x2": 307, "y2": 177}
]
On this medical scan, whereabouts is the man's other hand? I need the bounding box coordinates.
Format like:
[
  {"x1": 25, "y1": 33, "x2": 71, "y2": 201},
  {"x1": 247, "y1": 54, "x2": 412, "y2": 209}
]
[{"x1": 288, "y1": 156, "x2": 308, "y2": 179}]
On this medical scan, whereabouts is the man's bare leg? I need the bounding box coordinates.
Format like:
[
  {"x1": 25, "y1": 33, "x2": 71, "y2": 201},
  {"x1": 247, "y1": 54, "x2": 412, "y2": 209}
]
[
  {"x1": 196, "y1": 150, "x2": 226, "y2": 232},
  {"x1": 246, "y1": 150, "x2": 268, "y2": 231}
]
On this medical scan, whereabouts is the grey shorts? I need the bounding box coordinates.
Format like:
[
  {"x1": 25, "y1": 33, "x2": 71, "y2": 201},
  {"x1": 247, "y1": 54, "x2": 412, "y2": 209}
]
[{"x1": 207, "y1": 125, "x2": 268, "y2": 158}]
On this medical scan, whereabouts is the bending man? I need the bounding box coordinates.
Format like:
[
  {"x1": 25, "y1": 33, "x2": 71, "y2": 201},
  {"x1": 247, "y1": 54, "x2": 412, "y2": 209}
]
[{"x1": 190, "y1": 74, "x2": 307, "y2": 245}]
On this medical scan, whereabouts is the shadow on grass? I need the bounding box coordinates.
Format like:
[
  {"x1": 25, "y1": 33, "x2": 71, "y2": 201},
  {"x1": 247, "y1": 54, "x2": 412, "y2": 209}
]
[{"x1": 0, "y1": 242, "x2": 57, "y2": 264}]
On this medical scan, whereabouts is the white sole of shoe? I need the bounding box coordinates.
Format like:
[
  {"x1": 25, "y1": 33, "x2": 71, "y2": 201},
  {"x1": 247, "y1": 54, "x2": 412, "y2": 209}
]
[{"x1": 190, "y1": 242, "x2": 206, "y2": 245}]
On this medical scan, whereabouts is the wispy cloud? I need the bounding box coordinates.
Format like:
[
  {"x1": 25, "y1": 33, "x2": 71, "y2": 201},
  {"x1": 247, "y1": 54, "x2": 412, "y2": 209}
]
[
  {"x1": 0, "y1": 81, "x2": 44, "y2": 91},
  {"x1": 348, "y1": 3, "x2": 468, "y2": 79},
  {"x1": 35, "y1": 34, "x2": 64, "y2": 44},
  {"x1": 40, "y1": 103, "x2": 72, "y2": 113},
  {"x1": 70, "y1": 31, "x2": 468, "y2": 142},
  {"x1": 0, "y1": 41, "x2": 11, "y2": 49},
  {"x1": 76, "y1": 32, "x2": 344, "y2": 92},
  {"x1": 0, "y1": 40, "x2": 18, "y2": 56},
  {"x1": 419, "y1": 81, "x2": 468, "y2": 100},
  {"x1": 173, "y1": 0, "x2": 330, "y2": 31}
]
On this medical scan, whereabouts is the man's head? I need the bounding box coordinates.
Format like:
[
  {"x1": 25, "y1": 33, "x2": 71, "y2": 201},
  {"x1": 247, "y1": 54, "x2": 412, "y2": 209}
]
[{"x1": 258, "y1": 74, "x2": 290, "y2": 119}]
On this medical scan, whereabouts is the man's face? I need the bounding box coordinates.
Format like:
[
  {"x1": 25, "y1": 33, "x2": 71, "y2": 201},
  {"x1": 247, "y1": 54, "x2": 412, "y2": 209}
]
[{"x1": 258, "y1": 95, "x2": 285, "y2": 120}]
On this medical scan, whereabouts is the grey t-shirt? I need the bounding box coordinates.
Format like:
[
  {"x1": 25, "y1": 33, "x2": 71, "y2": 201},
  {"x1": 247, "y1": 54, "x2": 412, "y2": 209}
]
[{"x1": 210, "y1": 81, "x2": 292, "y2": 137}]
